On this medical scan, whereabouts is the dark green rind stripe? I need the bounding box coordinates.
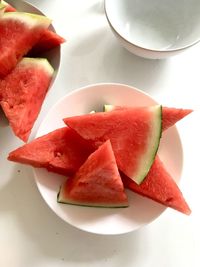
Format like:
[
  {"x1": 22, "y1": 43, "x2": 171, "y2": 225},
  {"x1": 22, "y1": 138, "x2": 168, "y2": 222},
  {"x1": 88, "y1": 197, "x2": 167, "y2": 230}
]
[
  {"x1": 57, "y1": 190, "x2": 129, "y2": 208},
  {"x1": 136, "y1": 105, "x2": 162, "y2": 184}
]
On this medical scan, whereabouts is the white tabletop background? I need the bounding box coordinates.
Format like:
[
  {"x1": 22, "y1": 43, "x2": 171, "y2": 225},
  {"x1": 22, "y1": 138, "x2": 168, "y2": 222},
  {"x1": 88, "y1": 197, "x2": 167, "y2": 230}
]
[{"x1": 0, "y1": 1, "x2": 200, "y2": 266}]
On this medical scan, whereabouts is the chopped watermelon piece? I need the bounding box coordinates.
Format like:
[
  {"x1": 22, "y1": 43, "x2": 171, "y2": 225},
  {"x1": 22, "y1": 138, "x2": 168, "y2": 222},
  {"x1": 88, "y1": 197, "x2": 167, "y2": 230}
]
[
  {"x1": 58, "y1": 140, "x2": 128, "y2": 208},
  {"x1": 122, "y1": 156, "x2": 191, "y2": 215},
  {"x1": 1, "y1": 0, "x2": 16, "y2": 12},
  {"x1": 8, "y1": 127, "x2": 94, "y2": 175},
  {"x1": 160, "y1": 106, "x2": 193, "y2": 131},
  {"x1": 0, "y1": 11, "x2": 51, "y2": 77},
  {"x1": 104, "y1": 105, "x2": 193, "y2": 131},
  {"x1": 3, "y1": 4, "x2": 65, "y2": 56},
  {"x1": 0, "y1": 57, "x2": 53, "y2": 142},
  {"x1": 64, "y1": 106, "x2": 162, "y2": 184},
  {"x1": 28, "y1": 29, "x2": 66, "y2": 56}
]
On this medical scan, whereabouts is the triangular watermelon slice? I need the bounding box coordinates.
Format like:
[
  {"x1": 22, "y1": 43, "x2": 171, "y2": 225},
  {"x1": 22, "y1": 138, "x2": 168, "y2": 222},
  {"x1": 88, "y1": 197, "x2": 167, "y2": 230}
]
[
  {"x1": 8, "y1": 106, "x2": 192, "y2": 214},
  {"x1": 64, "y1": 106, "x2": 162, "y2": 184},
  {"x1": 8, "y1": 127, "x2": 94, "y2": 175},
  {"x1": 58, "y1": 140, "x2": 128, "y2": 208},
  {"x1": 28, "y1": 29, "x2": 66, "y2": 56},
  {"x1": 104, "y1": 105, "x2": 193, "y2": 131},
  {"x1": 3, "y1": 4, "x2": 66, "y2": 56},
  {"x1": 121, "y1": 156, "x2": 191, "y2": 215},
  {"x1": 0, "y1": 11, "x2": 51, "y2": 77},
  {"x1": 0, "y1": 57, "x2": 53, "y2": 142}
]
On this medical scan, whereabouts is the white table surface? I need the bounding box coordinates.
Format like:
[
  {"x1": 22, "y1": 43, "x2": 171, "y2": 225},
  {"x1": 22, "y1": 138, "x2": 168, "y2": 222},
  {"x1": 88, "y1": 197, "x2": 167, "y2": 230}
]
[{"x1": 1, "y1": 1, "x2": 200, "y2": 266}]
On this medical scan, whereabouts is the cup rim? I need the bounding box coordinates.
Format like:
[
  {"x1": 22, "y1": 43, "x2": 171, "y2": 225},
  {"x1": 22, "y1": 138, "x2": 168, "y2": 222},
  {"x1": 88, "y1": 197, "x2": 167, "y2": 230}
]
[{"x1": 104, "y1": 0, "x2": 200, "y2": 53}]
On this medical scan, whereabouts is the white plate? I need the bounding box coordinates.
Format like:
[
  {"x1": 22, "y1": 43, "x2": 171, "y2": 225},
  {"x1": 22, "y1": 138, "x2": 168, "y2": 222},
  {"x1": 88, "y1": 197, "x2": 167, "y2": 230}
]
[{"x1": 34, "y1": 83, "x2": 183, "y2": 235}]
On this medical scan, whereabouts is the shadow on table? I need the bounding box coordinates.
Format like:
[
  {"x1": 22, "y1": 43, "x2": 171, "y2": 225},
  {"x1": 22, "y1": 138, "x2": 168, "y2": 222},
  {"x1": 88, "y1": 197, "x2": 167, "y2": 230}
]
[
  {"x1": 0, "y1": 165, "x2": 150, "y2": 265},
  {"x1": 63, "y1": 20, "x2": 169, "y2": 94}
]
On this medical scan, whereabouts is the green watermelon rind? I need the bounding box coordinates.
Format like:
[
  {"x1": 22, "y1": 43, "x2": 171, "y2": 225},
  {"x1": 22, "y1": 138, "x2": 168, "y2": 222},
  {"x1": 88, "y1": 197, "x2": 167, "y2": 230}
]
[
  {"x1": 21, "y1": 57, "x2": 54, "y2": 76},
  {"x1": 2, "y1": 11, "x2": 52, "y2": 28},
  {"x1": 135, "y1": 105, "x2": 162, "y2": 184},
  {"x1": 104, "y1": 104, "x2": 162, "y2": 184},
  {"x1": 57, "y1": 188, "x2": 129, "y2": 208}
]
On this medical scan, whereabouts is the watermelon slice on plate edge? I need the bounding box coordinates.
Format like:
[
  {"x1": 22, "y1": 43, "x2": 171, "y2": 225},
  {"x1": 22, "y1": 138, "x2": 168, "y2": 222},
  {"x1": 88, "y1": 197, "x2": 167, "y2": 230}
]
[
  {"x1": 7, "y1": 104, "x2": 192, "y2": 214},
  {"x1": 58, "y1": 140, "x2": 129, "y2": 208},
  {"x1": 64, "y1": 105, "x2": 163, "y2": 185}
]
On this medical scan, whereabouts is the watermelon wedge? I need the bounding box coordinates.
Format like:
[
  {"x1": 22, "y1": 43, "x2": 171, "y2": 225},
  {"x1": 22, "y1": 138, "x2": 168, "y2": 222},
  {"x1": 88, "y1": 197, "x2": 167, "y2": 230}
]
[
  {"x1": 103, "y1": 105, "x2": 192, "y2": 214},
  {"x1": 0, "y1": 57, "x2": 53, "y2": 142},
  {"x1": 64, "y1": 106, "x2": 162, "y2": 184},
  {"x1": 122, "y1": 156, "x2": 191, "y2": 215},
  {"x1": 28, "y1": 29, "x2": 66, "y2": 56},
  {"x1": 8, "y1": 127, "x2": 94, "y2": 175},
  {"x1": 8, "y1": 105, "x2": 191, "y2": 214},
  {"x1": 0, "y1": 11, "x2": 51, "y2": 77},
  {"x1": 104, "y1": 105, "x2": 193, "y2": 131},
  {"x1": 3, "y1": 3, "x2": 66, "y2": 56},
  {"x1": 58, "y1": 140, "x2": 128, "y2": 208}
]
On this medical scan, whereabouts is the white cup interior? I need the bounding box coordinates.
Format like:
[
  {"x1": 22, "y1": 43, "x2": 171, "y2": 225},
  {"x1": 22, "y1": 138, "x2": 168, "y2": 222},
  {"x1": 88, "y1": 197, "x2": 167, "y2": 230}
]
[{"x1": 105, "y1": 0, "x2": 200, "y2": 51}]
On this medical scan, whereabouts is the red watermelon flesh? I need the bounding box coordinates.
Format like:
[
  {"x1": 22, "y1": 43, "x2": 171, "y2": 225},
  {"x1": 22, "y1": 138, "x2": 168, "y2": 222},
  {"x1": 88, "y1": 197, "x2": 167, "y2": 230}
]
[
  {"x1": 28, "y1": 29, "x2": 66, "y2": 56},
  {"x1": 0, "y1": 57, "x2": 53, "y2": 142},
  {"x1": 4, "y1": 5, "x2": 66, "y2": 56},
  {"x1": 104, "y1": 105, "x2": 193, "y2": 131},
  {"x1": 122, "y1": 156, "x2": 191, "y2": 215},
  {"x1": 103, "y1": 105, "x2": 192, "y2": 214},
  {"x1": 0, "y1": 11, "x2": 51, "y2": 78},
  {"x1": 58, "y1": 140, "x2": 128, "y2": 207},
  {"x1": 8, "y1": 127, "x2": 94, "y2": 176},
  {"x1": 8, "y1": 107, "x2": 180, "y2": 174},
  {"x1": 64, "y1": 106, "x2": 162, "y2": 184},
  {"x1": 8, "y1": 106, "x2": 191, "y2": 213}
]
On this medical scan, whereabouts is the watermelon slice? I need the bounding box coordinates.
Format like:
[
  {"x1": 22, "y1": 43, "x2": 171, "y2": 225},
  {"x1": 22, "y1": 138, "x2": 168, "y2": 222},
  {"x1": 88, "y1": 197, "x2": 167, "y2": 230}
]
[
  {"x1": 1, "y1": 0, "x2": 16, "y2": 12},
  {"x1": 0, "y1": 57, "x2": 53, "y2": 142},
  {"x1": 64, "y1": 106, "x2": 162, "y2": 184},
  {"x1": 122, "y1": 156, "x2": 191, "y2": 215},
  {"x1": 3, "y1": 3, "x2": 66, "y2": 56},
  {"x1": 28, "y1": 29, "x2": 66, "y2": 56},
  {"x1": 8, "y1": 127, "x2": 94, "y2": 175},
  {"x1": 0, "y1": 11, "x2": 51, "y2": 77},
  {"x1": 103, "y1": 105, "x2": 192, "y2": 214},
  {"x1": 58, "y1": 140, "x2": 128, "y2": 208},
  {"x1": 104, "y1": 105, "x2": 193, "y2": 131},
  {"x1": 8, "y1": 106, "x2": 191, "y2": 214}
]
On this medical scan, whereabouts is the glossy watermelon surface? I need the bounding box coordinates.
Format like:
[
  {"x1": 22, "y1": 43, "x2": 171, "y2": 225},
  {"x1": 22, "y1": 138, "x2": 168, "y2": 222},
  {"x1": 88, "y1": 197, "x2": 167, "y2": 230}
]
[{"x1": 58, "y1": 140, "x2": 128, "y2": 208}]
